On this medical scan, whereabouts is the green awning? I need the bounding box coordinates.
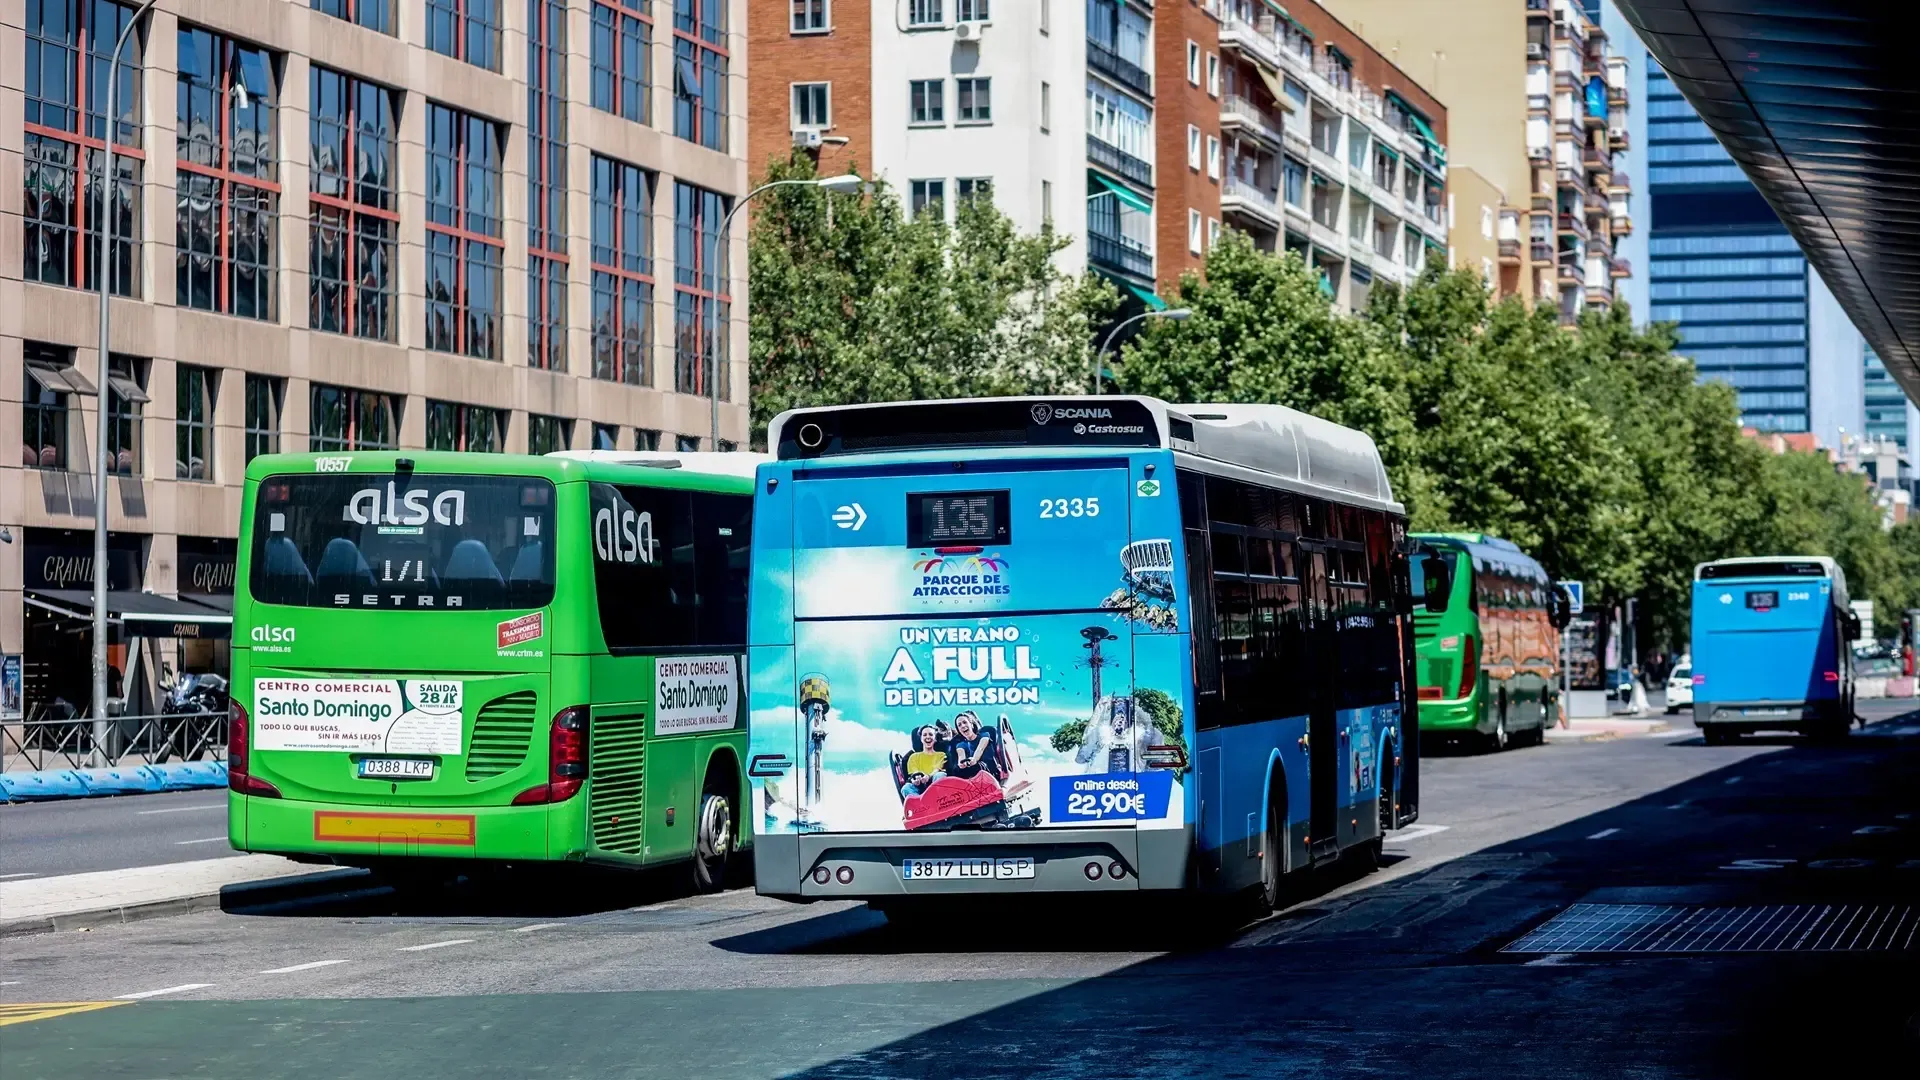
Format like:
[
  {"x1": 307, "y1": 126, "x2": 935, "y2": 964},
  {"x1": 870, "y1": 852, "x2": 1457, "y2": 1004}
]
[
  {"x1": 1405, "y1": 110, "x2": 1447, "y2": 165},
  {"x1": 1263, "y1": 1, "x2": 1289, "y2": 16},
  {"x1": 1128, "y1": 283, "x2": 1168, "y2": 310},
  {"x1": 1090, "y1": 172, "x2": 1152, "y2": 214},
  {"x1": 1376, "y1": 143, "x2": 1400, "y2": 162}
]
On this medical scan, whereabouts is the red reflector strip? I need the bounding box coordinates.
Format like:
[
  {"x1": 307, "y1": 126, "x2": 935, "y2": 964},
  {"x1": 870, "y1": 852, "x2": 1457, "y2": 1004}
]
[
  {"x1": 1692, "y1": 675, "x2": 1706, "y2": 685},
  {"x1": 1417, "y1": 687, "x2": 1444, "y2": 700}
]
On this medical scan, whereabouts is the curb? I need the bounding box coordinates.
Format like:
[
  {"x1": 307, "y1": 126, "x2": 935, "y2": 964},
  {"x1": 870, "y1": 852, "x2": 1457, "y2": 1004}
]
[
  {"x1": 1546, "y1": 720, "x2": 1673, "y2": 744},
  {"x1": 0, "y1": 866, "x2": 376, "y2": 939},
  {"x1": 0, "y1": 763, "x2": 229, "y2": 803}
]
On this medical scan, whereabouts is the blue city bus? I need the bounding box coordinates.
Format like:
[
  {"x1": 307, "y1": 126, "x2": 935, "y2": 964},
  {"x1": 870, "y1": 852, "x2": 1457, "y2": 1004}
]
[
  {"x1": 1691, "y1": 556, "x2": 1858, "y2": 743},
  {"x1": 746, "y1": 397, "x2": 1421, "y2": 916}
]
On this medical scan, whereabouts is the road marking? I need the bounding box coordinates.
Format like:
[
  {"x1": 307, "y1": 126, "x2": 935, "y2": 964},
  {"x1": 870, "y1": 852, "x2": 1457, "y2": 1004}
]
[
  {"x1": 1524, "y1": 953, "x2": 1574, "y2": 967},
  {"x1": 1855, "y1": 825, "x2": 1900, "y2": 836},
  {"x1": 138, "y1": 804, "x2": 225, "y2": 815},
  {"x1": 0, "y1": 872, "x2": 41, "y2": 880},
  {"x1": 1587, "y1": 828, "x2": 1621, "y2": 840},
  {"x1": 1724, "y1": 776, "x2": 1743, "y2": 785},
  {"x1": 1666, "y1": 803, "x2": 1689, "y2": 810},
  {"x1": 513, "y1": 923, "x2": 564, "y2": 933},
  {"x1": 115, "y1": 984, "x2": 212, "y2": 1000},
  {"x1": 398, "y1": 939, "x2": 474, "y2": 953},
  {"x1": 0, "y1": 981, "x2": 22, "y2": 986},
  {"x1": 259, "y1": 959, "x2": 350, "y2": 975},
  {"x1": 0, "y1": 1002, "x2": 127, "y2": 1026},
  {"x1": 1386, "y1": 824, "x2": 1450, "y2": 843},
  {"x1": 175, "y1": 836, "x2": 229, "y2": 846}
]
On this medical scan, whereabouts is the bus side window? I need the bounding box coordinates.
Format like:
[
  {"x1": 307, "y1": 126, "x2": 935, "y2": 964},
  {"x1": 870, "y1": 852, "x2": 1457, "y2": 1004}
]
[
  {"x1": 692, "y1": 492, "x2": 752, "y2": 647},
  {"x1": 591, "y1": 484, "x2": 696, "y2": 650}
]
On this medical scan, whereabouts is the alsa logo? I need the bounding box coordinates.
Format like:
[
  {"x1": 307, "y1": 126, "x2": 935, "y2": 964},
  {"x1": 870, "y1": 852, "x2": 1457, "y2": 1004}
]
[
  {"x1": 251, "y1": 625, "x2": 296, "y2": 644},
  {"x1": 594, "y1": 506, "x2": 659, "y2": 564},
  {"x1": 343, "y1": 483, "x2": 467, "y2": 526}
]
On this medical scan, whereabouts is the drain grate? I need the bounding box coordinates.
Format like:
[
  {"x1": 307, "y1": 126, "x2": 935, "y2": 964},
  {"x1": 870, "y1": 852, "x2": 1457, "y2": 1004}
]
[{"x1": 1505, "y1": 903, "x2": 1919, "y2": 954}]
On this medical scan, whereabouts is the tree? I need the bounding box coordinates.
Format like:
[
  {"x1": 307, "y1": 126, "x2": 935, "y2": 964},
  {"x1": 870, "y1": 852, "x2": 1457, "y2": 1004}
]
[{"x1": 747, "y1": 155, "x2": 1117, "y2": 440}]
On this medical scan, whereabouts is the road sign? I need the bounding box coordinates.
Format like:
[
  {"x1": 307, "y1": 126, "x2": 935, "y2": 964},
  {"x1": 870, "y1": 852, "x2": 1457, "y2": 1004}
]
[{"x1": 1559, "y1": 580, "x2": 1584, "y2": 615}]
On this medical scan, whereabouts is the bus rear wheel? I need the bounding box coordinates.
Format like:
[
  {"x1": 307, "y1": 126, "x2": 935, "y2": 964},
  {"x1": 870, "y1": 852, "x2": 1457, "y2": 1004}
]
[
  {"x1": 691, "y1": 771, "x2": 734, "y2": 894},
  {"x1": 1256, "y1": 777, "x2": 1287, "y2": 916}
]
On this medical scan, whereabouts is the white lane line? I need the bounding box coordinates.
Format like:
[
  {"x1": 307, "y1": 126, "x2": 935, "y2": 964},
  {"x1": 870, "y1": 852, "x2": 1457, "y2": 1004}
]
[
  {"x1": 1525, "y1": 953, "x2": 1575, "y2": 967},
  {"x1": 137, "y1": 804, "x2": 226, "y2": 816},
  {"x1": 116, "y1": 983, "x2": 212, "y2": 1000},
  {"x1": 175, "y1": 836, "x2": 230, "y2": 845},
  {"x1": 513, "y1": 923, "x2": 564, "y2": 934},
  {"x1": 260, "y1": 959, "x2": 350, "y2": 975},
  {"x1": 1666, "y1": 802, "x2": 1689, "y2": 810},
  {"x1": 1386, "y1": 824, "x2": 1451, "y2": 843},
  {"x1": 0, "y1": 872, "x2": 41, "y2": 880},
  {"x1": 1587, "y1": 828, "x2": 1621, "y2": 840},
  {"x1": 1724, "y1": 776, "x2": 1743, "y2": 785},
  {"x1": 0, "y1": 981, "x2": 22, "y2": 986},
  {"x1": 398, "y1": 939, "x2": 474, "y2": 952}
]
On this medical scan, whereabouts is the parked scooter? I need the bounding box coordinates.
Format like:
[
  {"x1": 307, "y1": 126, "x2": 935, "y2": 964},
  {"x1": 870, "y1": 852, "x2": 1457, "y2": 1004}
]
[{"x1": 158, "y1": 672, "x2": 229, "y2": 762}]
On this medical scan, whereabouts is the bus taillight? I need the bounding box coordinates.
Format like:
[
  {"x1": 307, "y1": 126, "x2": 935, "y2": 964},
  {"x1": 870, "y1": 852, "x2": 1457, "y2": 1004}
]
[
  {"x1": 227, "y1": 700, "x2": 281, "y2": 798},
  {"x1": 513, "y1": 706, "x2": 590, "y2": 805},
  {"x1": 1824, "y1": 671, "x2": 1839, "y2": 682},
  {"x1": 1417, "y1": 686, "x2": 1444, "y2": 700},
  {"x1": 1456, "y1": 637, "x2": 1478, "y2": 699}
]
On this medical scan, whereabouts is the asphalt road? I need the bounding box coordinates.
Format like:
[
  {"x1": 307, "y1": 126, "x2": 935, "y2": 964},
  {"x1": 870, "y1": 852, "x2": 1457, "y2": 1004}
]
[
  {"x1": 4, "y1": 706, "x2": 1917, "y2": 1078},
  {"x1": 0, "y1": 788, "x2": 232, "y2": 877}
]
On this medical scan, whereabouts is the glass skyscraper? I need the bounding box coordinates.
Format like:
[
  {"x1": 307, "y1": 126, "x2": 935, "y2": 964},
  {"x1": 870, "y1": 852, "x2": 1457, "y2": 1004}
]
[{"x1": 1864, "y1": 345, "x2": 1909, "y2": 449}]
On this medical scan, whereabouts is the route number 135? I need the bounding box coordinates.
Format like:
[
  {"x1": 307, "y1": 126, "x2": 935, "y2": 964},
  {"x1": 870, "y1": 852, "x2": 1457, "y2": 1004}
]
[{"x1": 1039, "y1": 497, "x2": 1100, "y2": 519}]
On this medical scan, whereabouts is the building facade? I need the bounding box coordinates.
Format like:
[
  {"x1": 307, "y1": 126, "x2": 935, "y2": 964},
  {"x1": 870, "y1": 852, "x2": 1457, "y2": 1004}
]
[{"x1": 3, "y1": 0, "x2": 751, "y2": 717}]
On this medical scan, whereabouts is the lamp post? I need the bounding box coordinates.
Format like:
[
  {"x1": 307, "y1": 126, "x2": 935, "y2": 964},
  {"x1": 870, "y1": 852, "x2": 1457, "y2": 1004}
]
[
  {"x1": 93, "y1": 0, "x2": 158, "y2": 752},
  {"x1": 707, "y1": 173, "x2": 866, "y2": 447},
  {"x1": 1091, "y1": 307, "x2": 1191, "y2": 395}
]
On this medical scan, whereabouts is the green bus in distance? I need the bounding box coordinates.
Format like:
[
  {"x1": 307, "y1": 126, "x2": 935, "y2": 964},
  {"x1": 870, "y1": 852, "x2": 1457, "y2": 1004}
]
[
  {"x1": 227, "y1": 450, "x2": 759, "y2": 890},
  {"x1": 1411, "y1": 533, "x2": 1570, "y2": 751}
]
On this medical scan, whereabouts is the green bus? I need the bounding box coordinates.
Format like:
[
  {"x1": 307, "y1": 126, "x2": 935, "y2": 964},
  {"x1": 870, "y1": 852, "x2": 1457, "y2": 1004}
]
[
  {"x1": 227, "y1": 450, "x2": 759, "y2": 890},
  {"x1": 1411, "y1": 533, "x2": 1569, "y2": 751}
]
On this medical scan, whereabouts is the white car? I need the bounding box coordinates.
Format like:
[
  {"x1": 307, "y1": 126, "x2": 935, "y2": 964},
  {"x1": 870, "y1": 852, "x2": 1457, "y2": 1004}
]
[{"x1": 1665, "y1": 665, "x2": 1694, "y2": 713}]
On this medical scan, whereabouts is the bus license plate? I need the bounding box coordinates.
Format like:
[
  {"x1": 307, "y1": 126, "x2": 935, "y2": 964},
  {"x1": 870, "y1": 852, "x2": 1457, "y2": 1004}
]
[
  {"x1": 358, "y1": 758, "x2": 435, "y2": 780},
  {"x1": 900, "y1": 858, "x2": 1035, "y2": 881}
]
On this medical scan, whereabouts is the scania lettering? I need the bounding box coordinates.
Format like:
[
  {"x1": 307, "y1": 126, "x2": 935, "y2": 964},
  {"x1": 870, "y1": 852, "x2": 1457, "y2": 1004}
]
[
  {"x1": 748, "y1": 397, "x2": 1420, "y2": 918},
  {"x1": 228, "y1": 450, "x2": 762, "y2": 891}
]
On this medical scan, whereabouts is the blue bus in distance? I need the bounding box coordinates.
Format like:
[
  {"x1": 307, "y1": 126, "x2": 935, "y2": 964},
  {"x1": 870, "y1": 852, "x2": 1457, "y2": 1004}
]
[
  {"x1": 745, "y1": 397, "x2": 1422, "y2": 918},
  {"x1": 1690, "y1": 556, "x2": 1858, "y2": 743}
]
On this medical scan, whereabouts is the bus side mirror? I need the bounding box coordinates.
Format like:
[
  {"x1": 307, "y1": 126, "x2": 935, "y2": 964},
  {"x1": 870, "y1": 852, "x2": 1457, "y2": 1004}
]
[
  {"x1": 1417, "y1": 553, "x2": 1450, "y2": 613},
  {"x1": 1844, "y1": 612, "x2": 1862, "y2": 641},
  {"x1": 1551, "y1": 587, "x2": 1573, "y2": 630}
]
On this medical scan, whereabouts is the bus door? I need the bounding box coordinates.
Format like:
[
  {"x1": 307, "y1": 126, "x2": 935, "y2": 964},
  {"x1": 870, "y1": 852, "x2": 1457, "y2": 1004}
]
[{"x1": 1300, "y1": 543, "x2": 1341, "y2": 862}]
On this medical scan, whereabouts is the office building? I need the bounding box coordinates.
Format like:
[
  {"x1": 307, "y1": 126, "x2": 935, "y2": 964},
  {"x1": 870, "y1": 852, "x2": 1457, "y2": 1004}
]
[{"x1": 4, "y1": 0, "x2": 751, "y2": 717}]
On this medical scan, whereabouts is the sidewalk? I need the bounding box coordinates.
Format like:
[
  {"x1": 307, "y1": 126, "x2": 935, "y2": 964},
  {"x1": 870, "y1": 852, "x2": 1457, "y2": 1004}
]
[
  {"x1": 1545, "y1": 717, "x2": 1675, "y2": 743},
  {"x1": 0, "y1": 855, "x2": 368, "y2": 937}
]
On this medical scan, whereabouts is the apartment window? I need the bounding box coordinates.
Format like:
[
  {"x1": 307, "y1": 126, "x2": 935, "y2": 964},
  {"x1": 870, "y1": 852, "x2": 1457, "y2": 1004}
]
[
  {"x1": 309, "y1": 67, "x2": 397, "y2": 341},
  {"x1": 1284, "y1": 156, "x2": 1305, "y2": 207},
  {"x1": 957, "y1": 177, "x2": 992, "y2": 204},
  {"x1": 792, "y1": 0, "x2": 828, "y2": 33},
  {"x1": 957, "y1": 0, "x2": 988, "y2": 20},
  {"x1": 528, "y1": 414, "x2": 572, "y2": 456},
  {"x1": 174, "y1": 365, "x2": 217, "y2": 481},
  {"x1": 530, "y1": 0, "x2": 569, "y2": 371},
  {"x1": 673, "y1": 182, "x2": 732, "y2": 399},
  {"x1": 673, "y1": 0, "x2": 729, "y2": 152},
  {"x1": 1187, "y1": 41, "x2": 1200, "y2": 85},
  {"x1": 22, "y1": 345, "x2": 84, "y2": 470},
  {"x1": 910, "y1": 79, "x2": 944, "y2": 124},
  {"x1": 244, "y1": 374, "x2": 281, "y2": 462},
  {"x1": 1188, "y1": 210, "x2": 1203, "y2": 255},
  {"x1": 23, "y1": 0, "x2": 144, "y2": 297},
  {"x1": 593, "y1": 423, "x2": 620, "y2": 450},
  {"x1": 1208, "y1": 218, "x2": 1222, "y2": 250},
  {"x1": 910, "y1": 179, "x2": 946, "y2": 218},
  {"x1": 424, "y1": 103, "x2": 505, "y2": 359},
  {"x1": 793, "y1": 83, "x2": 830, "y2": 128},
  {"x1": 591, "y1": 154, "x2": 656, "y2": 386},
  {"x1": 309, "y1": 384, "x2": 396, "y2": 452},
  {"x1": 591, "y1": 0, "x2": 650, "y2": 124},
  {"x1": 1188, "y1": 125, "x2": 1201, "y2": 170},
  {"x1": 675, "y1": 434, "x2": 702, "y2": 453},
  {"x1": 636, "y1": 428, "x2": 662, "y2": 451},
  {"x1": 176, "y1": 26, "x2": 279, "y2": 321},
  {"x1": 1207, "y1": 54, "x2": 1220, "y2": 97},
  {"x1": 1349, "y1": 131, "x2": 1368, "y2": 169},
  {"x1": 1040, "y1": 82, "x2": 1051, "y2": 132},
  {"x1": 106, "y1": 355, "x2": 147, "y2": 475},
  {"x1": 908, "y1": 0, "x2": 942, "y2": 26},
  {"x1": 1041, "y1": 179, "x2": 1053, "y2": 224},
  {"x1": 313, "y1": 0, "x2": 393, "y2": 34},
  {"x1": 426, "y1": 400, "x2": 505, "y2": 452},
  {"x1": 1207, "y1": 135, "x2": 1221, "y2": 180},
  {"x1": 426, "y1": 0, "x2": 501, "y2": 71},
  {"x1": 956, "y1": 78, "x2": 991, "y2": 123}
]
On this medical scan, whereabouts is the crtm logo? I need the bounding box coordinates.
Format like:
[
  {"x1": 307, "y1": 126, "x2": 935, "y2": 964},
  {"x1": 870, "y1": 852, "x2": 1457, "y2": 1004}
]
[
  {"x1": 252, "y1": 625, "x2": 296, "y2": 644},
  {"x1": 344, "y1": 483, "x2": 466, "y2": 526}
]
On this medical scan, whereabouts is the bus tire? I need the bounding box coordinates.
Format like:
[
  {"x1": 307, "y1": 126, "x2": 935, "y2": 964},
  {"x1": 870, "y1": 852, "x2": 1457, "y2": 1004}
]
[
  {"x1": 1257, "y1": 772, "x2": 1287, "y2": 916},
  {"x1": 1487, "y1": 708, "x2": 1510, "y2": 753},
  {"x1": 691, "y1": 766, "x2": 735, "y2": 894}
]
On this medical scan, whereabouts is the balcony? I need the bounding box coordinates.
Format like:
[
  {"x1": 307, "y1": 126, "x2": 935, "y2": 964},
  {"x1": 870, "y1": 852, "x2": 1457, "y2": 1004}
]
[
  {"x1": 1088, "y1": 135, "x2": 1153, "y2": 189},
  {"x1": 1608, "y1": 125, "x2": 1629, "y2": 151},
  {"x1": 1530, "y1": 240, "x2": 1555, "y2": 263},
  {"x1": 1219, "y1": 13, "x2": 1283, "y2": 72},
  {"x1": 1611, "y1": 211, "x2": 1633, "y2": 237},
  {"x1": 1499, "y1": 237, "x2": 1523, "y2": 265},
  {"x1": 1557, "y1": 254, "x2": 1585, "y2": 283},
  {"x1": 1610, "y1": 256, "x2": 1631, "y2": 278},
  {"x1": 1526, "y1": 0, "x2": 1550, "y2": 16},
  {"x1": 1222, "y1": 176, "x2": 1283, "y2": 227},
  {"x1": 1088, "y1": 230, "x2": 1154, "y2": 282},
  {"x1": 1221, "y1": 95, "x2": 1284, "y2": 148},
  {"x1": 1087, "y1": 40, "x2": 1153, "y2": 100},
  {"x1": 1557, "y1": 211, "x2": 1588, "y2": 239}
]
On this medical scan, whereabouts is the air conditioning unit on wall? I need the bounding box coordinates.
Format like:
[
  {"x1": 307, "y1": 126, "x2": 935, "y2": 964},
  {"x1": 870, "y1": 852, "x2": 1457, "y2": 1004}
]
[
  {"x1": 954, "y1": 21, "x2": 985, "y2": 42},
  {"x1": 792, "y1": 129, "x2": 823, "y2": 149}
]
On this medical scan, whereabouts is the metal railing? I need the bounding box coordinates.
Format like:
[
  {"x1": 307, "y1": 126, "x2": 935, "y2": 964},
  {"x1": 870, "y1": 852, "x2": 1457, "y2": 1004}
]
[
  {"x1": 1088, "y1": 230, "x2": 1155, "y2": 281},
  {"x1": 1087, "y1": 40, "x2": 1153, "y2": 99},
  {"x1": 3, "y1": 710, "x2": 227, "y2": 772},
  {"x1": 1087, "y1": 135, "x2": 1154, "y2": 189}
]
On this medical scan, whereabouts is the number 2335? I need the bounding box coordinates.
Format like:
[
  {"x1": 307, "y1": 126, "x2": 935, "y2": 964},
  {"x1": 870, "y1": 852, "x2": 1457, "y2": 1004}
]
[{"x1": 1039, "y1": 498, "x2": 1099, "y2": 518}]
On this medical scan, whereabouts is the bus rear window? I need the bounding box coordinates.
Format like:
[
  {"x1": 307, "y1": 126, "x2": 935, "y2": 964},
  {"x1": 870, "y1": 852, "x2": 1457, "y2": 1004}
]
[{"x1": 250, "y1": 474, "x2": 556, "y2": 610}]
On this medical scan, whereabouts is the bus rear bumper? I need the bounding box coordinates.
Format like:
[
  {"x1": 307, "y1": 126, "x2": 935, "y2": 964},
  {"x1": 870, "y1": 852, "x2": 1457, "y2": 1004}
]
[
  {"x1": 754, "y1": 826, "x2": 1192, "y2": 901},
  {"x1": 232, "y1": 792, "x2": 554, "y2": 862},
  {"x1": 1417, "y1": 696, "x2": 1483, "y2": 733},
  {"x1": 1693, "y1": 700, "x2": 1837, "y2": 731}
]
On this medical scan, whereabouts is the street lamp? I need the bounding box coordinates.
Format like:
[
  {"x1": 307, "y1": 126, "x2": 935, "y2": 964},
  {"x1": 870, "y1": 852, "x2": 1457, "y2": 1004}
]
[
  {"x1": 707, "y1": 173, "x2": 866, "y2": 447},
  {"x1": 1092, "y1": 308, "x2": 1192, "y2": 395},
  {"x1": 93, "y1": 0, "x2": 157, "y2": 750}
]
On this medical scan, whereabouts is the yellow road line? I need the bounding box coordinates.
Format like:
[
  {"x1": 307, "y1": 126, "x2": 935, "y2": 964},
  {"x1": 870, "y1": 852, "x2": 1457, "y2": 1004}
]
[{"x1": 0, "y1": 1001, "x2": 129, "y2": 1026}]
